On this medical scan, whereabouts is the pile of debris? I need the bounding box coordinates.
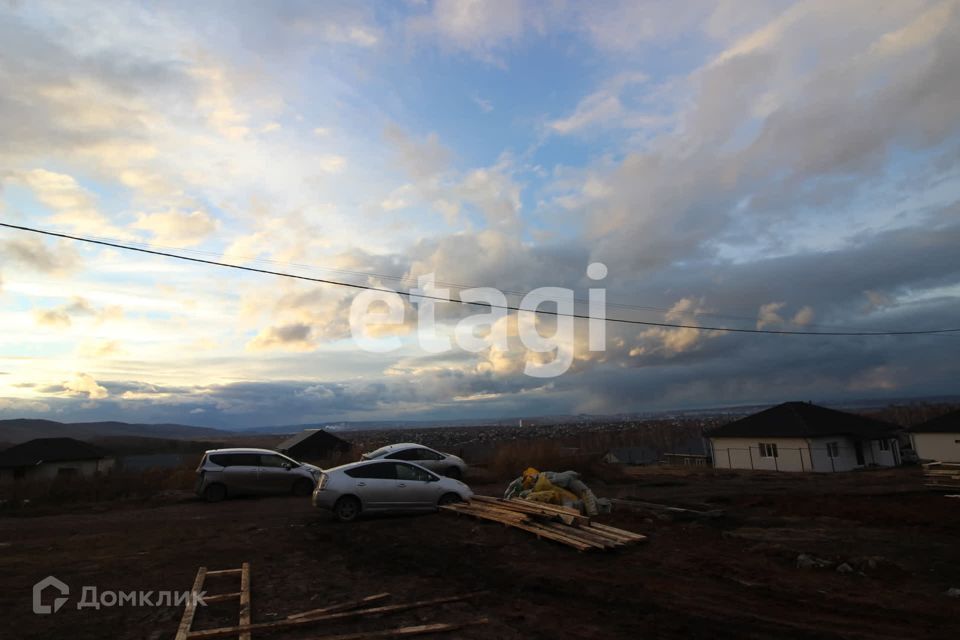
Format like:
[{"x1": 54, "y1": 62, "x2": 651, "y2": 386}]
[
  {"x1": 502, "y1": 468, "x2": 609, "y2": 516},
  {"x1": 441, "y1": 495, "x2": 646, "y2": 552}
]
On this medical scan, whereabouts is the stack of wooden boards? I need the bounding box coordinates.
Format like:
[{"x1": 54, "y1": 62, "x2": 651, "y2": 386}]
[
  {"x1": 923, "y1": 461, "x2": 960, "y2": 491},
  {"x1": 440, "y1": 495, "x2": 646, "y2": 551}
]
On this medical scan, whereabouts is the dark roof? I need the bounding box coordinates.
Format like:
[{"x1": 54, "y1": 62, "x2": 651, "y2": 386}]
[
  {"x1": 708, "y1": 402, "x2": 898, "y2": 440},
  {"x1": 911, "y1": 409, "x2": 960, "y2": 434},
  {"x1": 0, "y1": 437, "x2": 108, "y2": 468},
  {"x1": 277, "y1": 429, "x2": 349, "y2": 452}
]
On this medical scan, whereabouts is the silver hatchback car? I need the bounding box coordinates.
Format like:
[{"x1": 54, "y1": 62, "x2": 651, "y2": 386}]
[
  {"x1": 195, "y1": 448, "x2": 321, "y2": 502},
  {"x1": 360, "y1": 443, "x2": 468, "y2": 479},
  {"x1": 312, "y1": 459, "x2": 473, "y2": 522}
]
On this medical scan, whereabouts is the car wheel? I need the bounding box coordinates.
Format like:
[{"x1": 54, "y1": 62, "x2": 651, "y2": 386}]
[
  {"x1": 443, "y1": 467, "x2": 462, "y2": 480},
  {"x1": 203, "y1": 483, "x2": 227, "y2": 503},
  {"x1": 438, "y1": 492, "x2": 463, "y2": 506},
  {"x1": 292, "y1": 478, "x2": 314, "y2": 497},
  {"x1": 333, "y1": 496, "x2": 361, "y2": 522}
]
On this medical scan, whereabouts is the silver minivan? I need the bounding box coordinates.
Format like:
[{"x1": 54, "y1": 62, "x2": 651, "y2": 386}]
[{"x1": 195, "y1": 448, "x2": 321, "y2": 502}]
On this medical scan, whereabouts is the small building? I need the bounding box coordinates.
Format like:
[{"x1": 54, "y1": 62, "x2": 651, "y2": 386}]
[
  {"x1": 0, "y1": 437, "x2": 114, "y2": 483},
  {"x1": 663, "y1": 453, "x2": 710, "y2": 467},
  {"x1": 276, "y1": 429, "x2": 351, "y2": 462},
  {"x1": 603, "y1": 447, "x2": 658, "y2": 466},
  {"x1": 909, "y1": 409, "x2": 960, "y2": 463},
  {"x1": 708, "y1": 402, "x2": 900, "y2": 473}
]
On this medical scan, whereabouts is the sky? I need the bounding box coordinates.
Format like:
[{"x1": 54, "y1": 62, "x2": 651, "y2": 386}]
[{"x1": 1, "y1": 0, "x2": 959, "y2": 428}]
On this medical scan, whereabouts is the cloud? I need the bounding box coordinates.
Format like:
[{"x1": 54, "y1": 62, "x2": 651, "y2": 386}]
[
  {"x1": 133, "y1": 209, "x2": 219, "y2": 246},
  {"x1": 77, "y1": 340, "x2": 122, "y2": 359},
  {"x1": 62, "y1": 373, "x2": 109, "y2": 400},
  {"x1": 0, "y1": 236, "x2": 79, "y2": 274},
  {"x1": 756, "y1": 302, "x2": 786, "y2": 329},
  {"x1": 407, "y1": 0, "x2": 541, "y2": 64},
  {"x1": 792, "y1": 306, "x2": 815, "y2": 326},
  {"x1": 384, "y1": 124, "x2": 452, "y2": 181},
  {"x1": 246, "y1": 323, "x2": 316, "y2": 352},
  {"x1": 32, "y1": 297, "x2": 122, "y2": 328},
  {"x1": 471, "y1": 93, "x2": 494, "y2": 113},
  {"x1": 547, "y1": 72, "x2": 659, "y2": 136}
]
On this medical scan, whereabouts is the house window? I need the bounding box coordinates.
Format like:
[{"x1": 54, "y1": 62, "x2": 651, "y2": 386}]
[
  {"x1": 57, "y1": 467, "x2": 79, "y2": 478},
  {"x1": 827, "y1": 442, "x2": 839, "y2": 458},
  {"x1": 758, "y1": 443, "x2": 778, "y2": 458},
  {"x1": 878, "y1": 439, "x2": 890, "y2": 451}
]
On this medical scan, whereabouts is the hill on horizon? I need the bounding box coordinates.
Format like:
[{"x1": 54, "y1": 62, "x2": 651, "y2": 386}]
[{"x1": 0, "y1": 418, "x2": 233, "y2": 445}]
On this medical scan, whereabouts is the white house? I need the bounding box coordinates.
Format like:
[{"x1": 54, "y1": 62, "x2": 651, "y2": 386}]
[
  {"x1": 909, "y1": 409, "x2": 960, "y2": 463},
  {"x1": 0, "y1": 437, "x2": 114, "y2": 483},
  {"x1": 708, "y1": 402, "x2": 900, "y2": 473}
]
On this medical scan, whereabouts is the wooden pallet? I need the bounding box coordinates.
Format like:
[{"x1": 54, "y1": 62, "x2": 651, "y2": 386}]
[
  {"x1": 442, "y1": 496, "x2": 646, "y2": 551},
  {"x1": 174, "y1": 563, "x2": 487, "y2": 639}
]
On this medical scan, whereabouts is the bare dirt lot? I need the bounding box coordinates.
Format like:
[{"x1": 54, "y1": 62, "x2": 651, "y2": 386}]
[{"x1": 1, "y1": 467, "x2": 958, "y2": 640}]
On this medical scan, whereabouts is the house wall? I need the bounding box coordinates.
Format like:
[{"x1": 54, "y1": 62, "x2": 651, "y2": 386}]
[
  {"x1": 867, "y1": 438, "x2": 899, "y2": 467},
  {"x1": 806, "y1": 436, "x2": 859, "y2": 472},
  {"x1": 910, "y1": 432, "x2": 960, "y2": 462},
  {"x1": 0, "y1": 458, "x2": 114, "y2": 484},
  {"x1": 710, "y1": 437, "x2": 813, "y2": 472},
  {"x1": 711, "y1": 436, "x2": 898, "y2": 472}
]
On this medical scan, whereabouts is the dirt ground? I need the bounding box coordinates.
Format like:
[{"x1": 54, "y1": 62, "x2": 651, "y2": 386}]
[{"x1": 1, "y1": 467, "x2": 958, "y2": 640}]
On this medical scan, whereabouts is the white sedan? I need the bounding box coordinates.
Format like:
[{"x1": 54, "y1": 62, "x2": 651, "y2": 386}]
[
  {"x1": 360, "y1": 443, "x2": 468, "y2": 479},
  {"x1": 312, "y1": 459, "x2": 473, "y2": 522}
]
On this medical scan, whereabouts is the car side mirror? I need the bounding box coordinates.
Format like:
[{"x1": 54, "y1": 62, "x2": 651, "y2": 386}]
[{"x1": 282, "y1": 462, "x2": 292, "y2": 470}]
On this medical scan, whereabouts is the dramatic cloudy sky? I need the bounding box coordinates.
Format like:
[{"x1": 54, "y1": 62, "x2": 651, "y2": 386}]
[{"x1": 1, "y1": 0, "x2": 959, "y2": 428}]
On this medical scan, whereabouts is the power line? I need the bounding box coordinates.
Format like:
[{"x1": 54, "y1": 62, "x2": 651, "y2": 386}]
[
  {"x1": 24, "y1": 226, "x2": 882, "y2": 332},
  {"x1": 2, "y1": 222, "x2": 958, "y2": 337}
]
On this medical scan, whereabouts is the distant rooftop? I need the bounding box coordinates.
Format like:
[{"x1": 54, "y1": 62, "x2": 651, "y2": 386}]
[
  {"x1": 0, "y1": 437, "x2": 108, "y2": 468},
  {"x1": 708, "y1": 402, "x2": 897, "y2": 440},
  {"x1": 911, "y1": 409, "x2": 960, "y2": 434}
]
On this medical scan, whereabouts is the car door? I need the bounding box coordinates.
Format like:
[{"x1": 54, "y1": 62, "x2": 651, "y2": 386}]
[
  {"x1": 220, "y1": 453, "x2": 260, "y2": 495},
  {"x1": 257, "y1": 453, "x2": 296, "y2": 494},
  {"x1": 393, "y1": 463, "x2": 442, "y2": 509},
  {"x1": 348, "y1": 462, "x2": 398, "y2": 509},
  {"x1": 412, "y1": 447, "x2": 445, "y2": 472}
]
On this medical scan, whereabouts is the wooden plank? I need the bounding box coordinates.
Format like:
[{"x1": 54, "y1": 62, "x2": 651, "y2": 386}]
[
  {"x1": 473, "y1": 495, "x2": 581, "y2": 516},
  {"x1": 581, "y1": 525, "x2": 637, "y2": 545},
  {"x1": 587, "y1": 522, "x2": 647, "y2": 542},
  {"x1": 187, "y1": 592, "x2": 485, "y2": 639},
  {"x1": 439, "y1": 504, "x2": 527, "y2": 526},
  {"x1": 202, "y1": 591, "x2": 242, "y2": 604},
  {"x1": 453, "y1": 503, "x2": 529, "y2": 523},
  {"x1": 925, "y1": 483, "x2": 960, "y2": 490},
  {"x1": 443, "y1": 504, "x2": 591, "y2": 550},
  {"x1": 511, "y1": 521, "x2": 595, "y2": 551},
  {"x1": 239, "y1": 562, "x2": 251, "y2": 640},
  {"x1": 471, "y1": 496, "x2": 589, "y2": 523},
  {"x1": 205, "y1": 568, "x2": 242, "y2": 577},
  {"x1": 175, "y1": 567, "x2": 207, "y2": 640},
  {"x1": 537, "y1": 521, "x2": 620, "y2": 548},
  {"x1": 505, "y1": 498, "x2": 582, "y2": 517},
  {"x1": 298, "y1": 619, "x2": 488, "y2": 640},
  {"x1": 288, "y1": 593, "x2": 391, "y2": 620}
]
